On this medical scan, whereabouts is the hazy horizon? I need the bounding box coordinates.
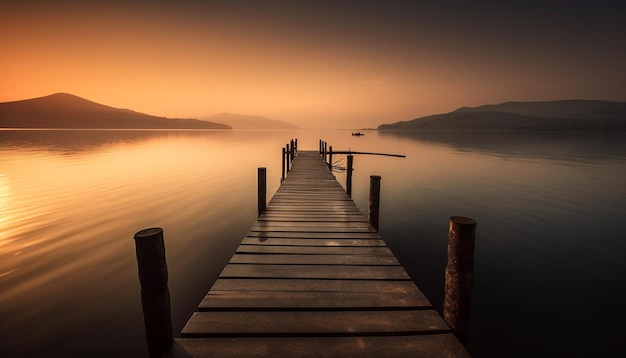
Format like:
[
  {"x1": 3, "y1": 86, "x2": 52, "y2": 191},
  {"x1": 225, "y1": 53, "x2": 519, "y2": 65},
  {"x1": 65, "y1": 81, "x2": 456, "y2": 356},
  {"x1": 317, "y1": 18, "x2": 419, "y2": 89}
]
[{"x1": 2, "y1": 0, "x2": 625, "y2": 129}]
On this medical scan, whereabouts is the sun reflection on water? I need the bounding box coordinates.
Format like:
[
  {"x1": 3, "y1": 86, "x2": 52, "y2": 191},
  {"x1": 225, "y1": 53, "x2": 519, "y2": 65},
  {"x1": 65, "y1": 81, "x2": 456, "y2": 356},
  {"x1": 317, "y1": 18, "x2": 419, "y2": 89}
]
[
  {"x1": 0, "y1": 174, "x2": 10, "y2": 244},
  {"x1": 1, "y1": 129, "x2": 625, "y2": 356}
]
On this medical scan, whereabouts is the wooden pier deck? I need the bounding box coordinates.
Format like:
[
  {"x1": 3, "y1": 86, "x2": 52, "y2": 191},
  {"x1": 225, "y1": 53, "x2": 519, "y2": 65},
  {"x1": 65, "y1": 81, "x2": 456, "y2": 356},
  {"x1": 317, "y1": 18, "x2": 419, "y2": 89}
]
[{"x1": 167, "y1": 151, "x2": 470, "y2": 357}]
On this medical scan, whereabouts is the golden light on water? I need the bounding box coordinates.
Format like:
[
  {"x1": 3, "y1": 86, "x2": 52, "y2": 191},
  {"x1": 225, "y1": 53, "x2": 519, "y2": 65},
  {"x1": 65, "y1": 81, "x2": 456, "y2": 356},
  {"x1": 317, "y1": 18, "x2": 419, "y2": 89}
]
[
  {"x1": 0, "y1": 130, "x2": 283, "y2": 292},
  {"x1": 1, "y1": 129, "x2": 626, "y2": 356},
  {"x1": 0, "y1": 174, "x2": 11, "y2": 249}
]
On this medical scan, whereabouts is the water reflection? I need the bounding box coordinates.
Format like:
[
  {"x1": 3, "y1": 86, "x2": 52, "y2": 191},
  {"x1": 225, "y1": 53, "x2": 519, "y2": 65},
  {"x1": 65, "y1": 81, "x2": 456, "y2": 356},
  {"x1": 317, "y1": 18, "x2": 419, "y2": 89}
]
[
  {"x1": 379, "y1": 130, "x2": 626, "y2": 163},
  {"x1": 332, "y1": 131, "x2": 626, "y2": 356},
  {"x1": 1, "y1": 129, "x2": 169, "y2": 152},
  {"x1": 1, "y1": 129, "x2": 625, "y2": 357},
  {"x1": 0, "y1": 129, "x2": 292, "y2": 357}
]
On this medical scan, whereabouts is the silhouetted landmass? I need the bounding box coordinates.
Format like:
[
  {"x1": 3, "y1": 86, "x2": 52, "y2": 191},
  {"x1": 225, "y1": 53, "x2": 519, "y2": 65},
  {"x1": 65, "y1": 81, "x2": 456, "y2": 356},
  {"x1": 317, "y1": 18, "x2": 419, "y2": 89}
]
[
  {"x1": 0, "y1": 93, "x2": 231, "y2": 129},
  {"x1": 378, "y1": 100, "x2": 626, "y2": 132},
  {"x1": 202, "y1": 113, "x2": 299, "y2": 130}
]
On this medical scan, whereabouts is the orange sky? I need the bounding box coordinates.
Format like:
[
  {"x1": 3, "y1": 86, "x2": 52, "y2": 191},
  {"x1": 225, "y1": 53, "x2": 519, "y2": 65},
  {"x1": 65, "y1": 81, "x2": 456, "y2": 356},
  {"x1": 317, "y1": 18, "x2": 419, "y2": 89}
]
[{"x1": 2, "y1": 0, "x2": 625, "y2": 128}]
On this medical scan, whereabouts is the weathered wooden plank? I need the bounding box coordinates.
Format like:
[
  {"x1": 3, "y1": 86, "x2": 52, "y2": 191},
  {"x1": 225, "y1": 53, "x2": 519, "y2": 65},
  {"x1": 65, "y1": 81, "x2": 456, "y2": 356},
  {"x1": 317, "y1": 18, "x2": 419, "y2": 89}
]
[
  {"x1": 271, "y1": 195, "x2": 353, "y2": 199},
  {"x1": 273, "y1": 190, "x2": 346, "y2": 194},
  {"x1": 279, "y1": 182, "x2": 338, "y2": 186},
  {"x1": 250, "y1": 225, "x2": 376, "y2": 233},
  {"x1": 219, "y1": 264, "x2": 411, "y2": 280},
  {"x1": 210, "y1": 278, "x2": 422, "y2": 294},
  {"x1": 236, "y1": 245, "x2": 394, "y2": 255},
  {"x1": 268, "y1": 201, "x2": 359, "y2": 208},
  {"x1": 274, "y1": 186, "x2": 344, "y2": 190},
  {"x1": 268, "y1": 197, "x2": 354, "y2": 201},
  {"x1": 247, "y1": 231, "x2": 381, "y2": 239},
  {"x1": 168, "y1": 151, "x2": 470, "y2": 358},
  {"x1": 181, "y1": 310, "x2": 450, "y2": 337},
  {"x1": 262, "y1": 207, "x2": 363, "y2": 213},
  {"x1": 253, "y1": 221, "x2": 373, "y2": 228},
  {"x1": 271, "y1": 195, "x2": 352, "y2": 200},
  {"x1": 167, "y1": 335, "x2": 470, "y2": 358},
  {"x1": 258, "y1": 216, "x2": 368, "y2": 223},
  {"x1": 266, "y1": 199, "x2": 357, "y2": 203},
  {"x1": 256, "y1": 218, "x2": 369, "y2": 224},
  {"x1": 279, "y1": 179, "x2": 341, "y2": 182},
  {"x1": 262, "y1": 211, "x2": 364, "y2": 216},
  {"x1": 241, "y1": 238, "x2": 386, "y2": 247},
  {"x1": 230, "y1": 254, "x2": 399, "y2": 265},
  {"x1": 259, "y1": 215, "x2": 366, "y2": 220},
  {"x1": 275, "y1": 187, "x2": 344, "y2": 190},
  {"x1": 272, "y1": 195, "x2": 349, "y2": 199},
  {"x1": 199, "y1": 290, "x2": 431, "y2": 310},
  {"x1": 264, "y1": 207, "x2": 362, "y2": 212},
  {"x1": 260, "y1": 213, "x2": 366, "y2": 218},
  {"x1": 266, "y1": 205, "x2": 359, "y2": 210}
]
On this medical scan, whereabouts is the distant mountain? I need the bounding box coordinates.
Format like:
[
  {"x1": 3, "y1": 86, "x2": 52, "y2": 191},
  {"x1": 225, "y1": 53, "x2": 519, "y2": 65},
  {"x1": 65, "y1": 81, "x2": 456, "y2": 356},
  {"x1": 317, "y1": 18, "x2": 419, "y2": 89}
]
[
  {"x1": 378, "y1": 100, "x2": 626, "y2": 132},
  {"x1": 0, "y1": 93, "x2": 231, "y2": 129},
  {"x1": 202, "y1": 113, "x2": 299, "y2": 130}
]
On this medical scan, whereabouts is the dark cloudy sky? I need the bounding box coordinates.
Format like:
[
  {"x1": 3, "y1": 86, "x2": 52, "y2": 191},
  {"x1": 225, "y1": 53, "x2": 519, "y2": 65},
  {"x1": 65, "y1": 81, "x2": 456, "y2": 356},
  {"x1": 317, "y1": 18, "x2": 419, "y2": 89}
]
[{"x1": 2, "y1": 0, "x2": 624, "y2": 128}]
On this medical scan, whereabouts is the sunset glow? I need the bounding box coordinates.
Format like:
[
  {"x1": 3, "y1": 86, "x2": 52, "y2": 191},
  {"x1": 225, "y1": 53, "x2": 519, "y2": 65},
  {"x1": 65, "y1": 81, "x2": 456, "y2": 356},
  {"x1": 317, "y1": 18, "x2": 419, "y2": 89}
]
[{"x1": 2, "y1": 0, "x2": 625, "y2": 128}]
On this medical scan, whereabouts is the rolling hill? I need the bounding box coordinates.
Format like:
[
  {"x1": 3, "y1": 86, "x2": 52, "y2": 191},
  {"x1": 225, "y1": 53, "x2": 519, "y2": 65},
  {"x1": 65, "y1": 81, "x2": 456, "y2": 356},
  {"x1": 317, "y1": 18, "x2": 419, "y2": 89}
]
[
  {"x1": 378, "y1": 100, "x2": 626, "y2": 132},
  {"x1": 202, "y1": 113, "x2": 299, "y2": 130},
  {"x1": 0, "y1": 93, "x2": 231, "y2": 129}
]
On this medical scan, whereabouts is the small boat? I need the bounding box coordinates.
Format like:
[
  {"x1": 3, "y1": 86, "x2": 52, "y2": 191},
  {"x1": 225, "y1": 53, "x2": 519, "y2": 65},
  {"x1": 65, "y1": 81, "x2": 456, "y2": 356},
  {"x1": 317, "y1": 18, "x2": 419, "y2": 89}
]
[{"x1": 351, "y1": 132, "x2": 364, "y2": 136}]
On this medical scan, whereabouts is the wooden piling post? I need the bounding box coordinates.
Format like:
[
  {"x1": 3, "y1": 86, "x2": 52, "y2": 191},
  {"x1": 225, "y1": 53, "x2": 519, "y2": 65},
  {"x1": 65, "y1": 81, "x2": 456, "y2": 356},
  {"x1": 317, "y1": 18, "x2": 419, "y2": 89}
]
[
  {"x1": 323, "y1": 142, "x2": 327, "y2": 163},
  {"x1": 346, "y1": 154, "x2": 353, "y2": 197},
  {"x1": 290, "y1": 139, "x2": 295, "y2": 160},
  {"x1": 258, "y1": 167, "x2": 266, "y2": 216},
  {"x1": 369, "y1": 175, "x2": 381, "y2": 231},
  {"x1": 281, "y1": 148, "x2": 286, "y2": 182},
  {"x1": 294, "y1": 138, "x2": 298, "y2": 154},
  {"x1": 328, "y1": 146, "x2": 333, "y2": 170},
  {"x1": 443, "y1": 216, "x2": 476, "y2": 346},
  {"x1": 286, "y1": 144, "x2": 290, "y2": 172},
  {"x1": 280, "y1": 148, "x2": 285, "y2": 183},
  {"x1": 133, "y1": 228, "x2": 173, "y2": 358},
  {"x1": 319, "y1": 140, "x2": 322, "y2": 154}
]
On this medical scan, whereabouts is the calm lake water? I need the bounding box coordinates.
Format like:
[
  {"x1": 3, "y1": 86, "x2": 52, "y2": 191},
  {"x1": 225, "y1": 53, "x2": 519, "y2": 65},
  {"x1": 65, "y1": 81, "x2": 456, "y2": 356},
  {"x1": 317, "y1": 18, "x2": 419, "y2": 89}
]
[{"x1": 1, "y1": 129, "x2": 625, "y2": 357}]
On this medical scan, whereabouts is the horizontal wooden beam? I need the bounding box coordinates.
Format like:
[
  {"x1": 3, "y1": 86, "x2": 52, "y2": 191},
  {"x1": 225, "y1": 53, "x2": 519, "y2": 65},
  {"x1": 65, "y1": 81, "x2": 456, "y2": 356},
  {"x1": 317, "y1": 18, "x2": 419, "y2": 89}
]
[{"x1": 330, "y1": 151, "x2": 406, "y2": 158}]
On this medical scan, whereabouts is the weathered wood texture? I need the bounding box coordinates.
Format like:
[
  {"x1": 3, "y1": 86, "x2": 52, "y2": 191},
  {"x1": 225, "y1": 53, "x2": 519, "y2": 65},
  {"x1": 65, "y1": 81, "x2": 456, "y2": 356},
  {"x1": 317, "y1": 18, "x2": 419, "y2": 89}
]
[
  {"x1": 166, "y1": 151, "x2": 470, "y2": 357},
  {"x1": 133, "y1": 228, "x2": 173, "y2": 358},
  {"x1": 444, "y1": 216, "x2": 477, "y2": 346}
]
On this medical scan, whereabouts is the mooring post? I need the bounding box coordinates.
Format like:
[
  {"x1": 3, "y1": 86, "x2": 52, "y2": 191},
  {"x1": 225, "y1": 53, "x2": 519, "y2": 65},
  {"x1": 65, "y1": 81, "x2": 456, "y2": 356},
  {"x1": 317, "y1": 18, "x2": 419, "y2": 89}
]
[
  {"x1": 281, "y1": 147, "x2": 286, "y2": 182},
  {"x1": 323, "y1": 142, "x2": 327, "y2": 163},
  {"x1": 369, "y1": 175, "x2": 381, "y2": 231},
  {"x1": 133, "y1": 227, "x2": 173, "y2": 358},
  {"x1": 294, "y1": 138, "x2": 298, "y2": 154},
  {"x1": 443, "y1": 216, "x2": 476, "y2": 346},
  {"x1": 286, "y1": 144, "x2": 290, "y2": 172},
  {"x1": 258, "y1": 167, "x2": 267, "y2": 216},
  {"x1": 290, "y1": 139, "x2": 295, "y2": 160},
  {"x1": 319, "y1": 140, "x2": 322, "y2": 154},
  {"x1": 346, "y1": 154, "x2": 354, "y2": 197},
  {"x1": 328, "y1": 146, "x2": 333, "y2": 170}
]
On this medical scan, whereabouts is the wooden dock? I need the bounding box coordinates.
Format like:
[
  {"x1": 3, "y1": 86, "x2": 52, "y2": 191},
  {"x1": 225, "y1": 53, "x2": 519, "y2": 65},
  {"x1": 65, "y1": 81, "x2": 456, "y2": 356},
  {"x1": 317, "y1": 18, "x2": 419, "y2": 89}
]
[{"x1": 165, "y1": 150, "x2": 470, "y2": 357}]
